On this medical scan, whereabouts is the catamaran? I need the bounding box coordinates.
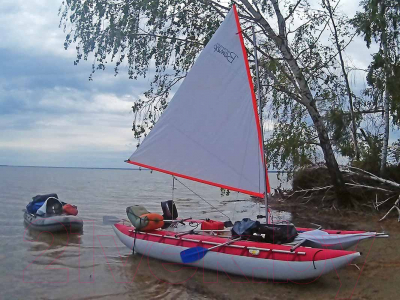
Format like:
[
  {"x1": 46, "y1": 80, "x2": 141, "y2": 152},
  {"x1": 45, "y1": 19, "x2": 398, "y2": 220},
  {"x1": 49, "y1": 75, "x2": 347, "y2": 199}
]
[{"x1": 111, "y1": 5, "x2": 386, "y2": 281}]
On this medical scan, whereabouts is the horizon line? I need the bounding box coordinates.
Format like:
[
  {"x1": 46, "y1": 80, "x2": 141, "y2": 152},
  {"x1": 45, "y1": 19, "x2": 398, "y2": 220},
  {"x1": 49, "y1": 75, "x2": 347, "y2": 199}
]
[
  {"x1": 0, "y1": 164, "x2": 139, "y2": 171},
  {"x1": 0, "y1": 164, "x2": 283, "y2": 173}
]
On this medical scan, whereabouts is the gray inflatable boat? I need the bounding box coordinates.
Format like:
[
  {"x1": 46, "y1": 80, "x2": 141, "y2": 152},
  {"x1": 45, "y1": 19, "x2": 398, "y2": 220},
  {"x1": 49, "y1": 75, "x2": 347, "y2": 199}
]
[
  {"x1": 24, "y1": 210, "x2": 83, "y2": 232},
  {"x1": 24, "y1": 194, "x2": 83, "y2": 233}
]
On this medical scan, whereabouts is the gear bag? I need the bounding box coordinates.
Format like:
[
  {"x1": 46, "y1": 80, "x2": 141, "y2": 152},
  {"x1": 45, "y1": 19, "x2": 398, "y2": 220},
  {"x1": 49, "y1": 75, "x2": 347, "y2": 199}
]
[
  {"x1": 161, "y1": 200, "x2": 178, "y2": 228},
  {"x1": 231, "y1": 218, "x2": 260, "y2": 238},
  {"x1": 257, "y1": 223, "x2": 298, "y2": 244},
  {"x1": 26, "y1": 193, "x2": 59, "y2": 214},
  {"x1": 126, "y1": 205, "x2": 164, "y2": 231}
]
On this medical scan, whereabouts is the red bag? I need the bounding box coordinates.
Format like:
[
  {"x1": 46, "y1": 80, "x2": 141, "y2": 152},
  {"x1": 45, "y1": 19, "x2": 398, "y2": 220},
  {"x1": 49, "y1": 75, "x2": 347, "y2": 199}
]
[
  {"x1": 201, "y1": 220, "x2": 224, "y2": 230},
  {"x1": 63, "y1": 204, "x2": 78, "y2": 216}
]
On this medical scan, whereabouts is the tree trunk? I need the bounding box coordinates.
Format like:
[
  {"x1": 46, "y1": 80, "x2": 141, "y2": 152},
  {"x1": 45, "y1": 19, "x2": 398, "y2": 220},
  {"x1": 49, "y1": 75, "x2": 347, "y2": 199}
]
[
  {"x1": 240, "y1": 0, "x2": 350, "y2": 203},
  {"x1": 380, "y1": 14, "x2": 390, "y2": 177},
  {"x1": 306, "y1": 102, "x2": 350, "y2": 205},
  {"x1": 380, "y1": 79, "x2": 390, "y2": 177},
  {"x1": 325, "y1": 0, "x2": 359, "y2": 160}
]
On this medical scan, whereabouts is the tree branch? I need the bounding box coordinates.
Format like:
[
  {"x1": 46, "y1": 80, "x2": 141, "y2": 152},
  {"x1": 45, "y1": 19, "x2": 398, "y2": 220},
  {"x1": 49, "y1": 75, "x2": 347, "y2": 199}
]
[
  {"x1": 271, "y1": 0, "x2": 287, "y2": 38},
  {"x1": 129, "y1": 32, "x2": 205, "y2": 45},
  {"x1": 285, "y1": 0, "x2": 303, "y2": 21}
]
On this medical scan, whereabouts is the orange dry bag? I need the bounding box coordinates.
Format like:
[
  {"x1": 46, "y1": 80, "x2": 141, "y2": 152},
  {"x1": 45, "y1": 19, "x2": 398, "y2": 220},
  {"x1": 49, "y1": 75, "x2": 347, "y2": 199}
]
[
  {"x1": 63, "y1": 204, "x2": 78, "y2": 216},
  {"x1": 201, "y1": 220, "x2": 224, "y2": 231},
  {"x1": 138, "y1": 213, "x2": 164, "y2": 231}
]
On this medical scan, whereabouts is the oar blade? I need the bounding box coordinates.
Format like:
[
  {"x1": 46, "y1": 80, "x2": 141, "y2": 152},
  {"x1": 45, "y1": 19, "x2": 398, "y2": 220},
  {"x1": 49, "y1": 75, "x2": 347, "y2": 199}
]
[
  {"x1": 103, "y1": 216, "x2": 121, "y2": 225},
  {"x1": 180, "y1": 246, "x2": 208, "y2": 264}
]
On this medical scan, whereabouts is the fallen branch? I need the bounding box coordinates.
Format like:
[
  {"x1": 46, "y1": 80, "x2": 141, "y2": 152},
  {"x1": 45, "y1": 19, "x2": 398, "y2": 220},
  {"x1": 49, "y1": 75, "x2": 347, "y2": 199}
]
[
  {"x1": 379, "y1": 196, "x2": 400, "y2": 222},
  {"x1": 289, "y1": 185, "x2": 333, "y2": 196},
  {"x1": 343, "y1": 166, "x2": 400, "y2": 189},
  {"x1": 345, "y1": 183, "x2": 395, "y2": 193},
  {"x1": 289, "y1": 165, "x2": 400, "y2": 215},
  {"x1": 376, "y1": 195, "x2": 398, "y2": 209}
]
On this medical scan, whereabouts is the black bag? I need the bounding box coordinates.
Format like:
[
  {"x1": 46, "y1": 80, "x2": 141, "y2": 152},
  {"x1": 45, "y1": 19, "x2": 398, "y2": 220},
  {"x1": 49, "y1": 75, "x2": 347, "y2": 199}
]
[
  {"x1": 161, "y1": 200, "x2": 178, "y2": 220},
  {"x1": 45, "y1": 198, "x2": 63, "y2": 215},
  {"x1": 161, "y1": 200, "x2": 178, "y2": 228},
  {"x1": 32, "y1": 193, "x2": 58, "y2": 203},
  {"x1": 257, "y1": 224, "x2": 298, "y2": 244}
]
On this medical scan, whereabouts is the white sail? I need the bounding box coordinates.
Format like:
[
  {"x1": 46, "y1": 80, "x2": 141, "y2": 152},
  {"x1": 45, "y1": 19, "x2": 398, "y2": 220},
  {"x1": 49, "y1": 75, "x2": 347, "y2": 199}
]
[{"x1": 128, "y1": 6, "x2": 265, "y2": 197}]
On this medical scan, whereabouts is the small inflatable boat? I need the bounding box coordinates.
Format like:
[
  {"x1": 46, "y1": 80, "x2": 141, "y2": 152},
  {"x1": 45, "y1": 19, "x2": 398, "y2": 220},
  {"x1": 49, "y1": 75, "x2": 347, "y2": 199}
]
[
  {"x1": 24, "y1": 211, "x2": 83, "y2": 232},
  {"x1": 24, "y1": 193, "x2": 83, "y2": 233}
]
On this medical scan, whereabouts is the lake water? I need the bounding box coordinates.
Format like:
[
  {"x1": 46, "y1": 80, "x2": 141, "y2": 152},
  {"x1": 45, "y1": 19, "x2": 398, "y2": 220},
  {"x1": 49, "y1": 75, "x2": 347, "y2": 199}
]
[{"x1": 0, "y1": 166, "x2": 291, "y2": 300}]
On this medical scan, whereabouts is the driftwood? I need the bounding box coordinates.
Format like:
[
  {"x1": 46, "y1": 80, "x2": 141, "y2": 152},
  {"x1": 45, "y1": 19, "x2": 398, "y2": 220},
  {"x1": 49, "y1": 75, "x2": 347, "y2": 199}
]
[
  {"x1": 379, "y1": 196, "x2": 400, "y2": 222},
  {"x1": 288, "y1": 164, "x2": 400, "y2": 220},
  {"x1": 343, "y1": 167, "x2": 400, "y2": 221},
  {"x1": 341, "y1": 166, "x2": 400, "y2": 189}
]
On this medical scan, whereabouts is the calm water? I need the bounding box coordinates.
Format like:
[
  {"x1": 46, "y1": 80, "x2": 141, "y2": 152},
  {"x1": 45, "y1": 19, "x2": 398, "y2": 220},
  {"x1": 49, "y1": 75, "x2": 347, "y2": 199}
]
[{"x1": 0, "y1": 166, "x2": 290, "y2": 300}]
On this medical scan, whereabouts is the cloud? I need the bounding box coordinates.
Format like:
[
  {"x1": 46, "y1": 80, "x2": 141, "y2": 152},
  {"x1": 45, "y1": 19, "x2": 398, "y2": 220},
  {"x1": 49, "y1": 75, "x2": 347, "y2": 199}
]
[
  {"x1": 0, "y1": 0, "x2": 386, "y2": 169},
  {"x1": 0, "y1": 0, "x2": 150, "y2": 167},
  {"x1": 0, "y1": 0, "x2": 74, "y2": 58}
]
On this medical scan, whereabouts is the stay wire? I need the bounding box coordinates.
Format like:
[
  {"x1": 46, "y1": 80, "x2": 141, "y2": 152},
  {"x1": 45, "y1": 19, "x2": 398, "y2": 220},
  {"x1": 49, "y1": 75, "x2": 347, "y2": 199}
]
[
  {"x1": 172, "y1": 176, "x2": 231, "y2": 221},
  {"x1": 172, "y1": 176, "x2": 175, "y2": 201}
]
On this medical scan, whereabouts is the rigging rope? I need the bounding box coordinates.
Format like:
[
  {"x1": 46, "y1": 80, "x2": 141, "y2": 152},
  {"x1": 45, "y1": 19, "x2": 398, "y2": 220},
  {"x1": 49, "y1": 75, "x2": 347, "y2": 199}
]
[
  {"x1": 172, "y1": 176, "x2": 175, "y2": 201},
  {"x1": 172, "y1": 176, "x2": 231, "y2": 221}
]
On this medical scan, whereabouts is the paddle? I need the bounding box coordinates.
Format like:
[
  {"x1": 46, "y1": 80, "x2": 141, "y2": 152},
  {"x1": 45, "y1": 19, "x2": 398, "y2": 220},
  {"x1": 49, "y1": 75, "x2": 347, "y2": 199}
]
[
  {"x1": 103, "y1": 215, "x2": 127, "y2": 225},
  {"x1": 180, "y1": 237, "x2": 241, "y2": 264},
  {"x1": 174, "y1": 228, "x2": 231, "y2": 238}
]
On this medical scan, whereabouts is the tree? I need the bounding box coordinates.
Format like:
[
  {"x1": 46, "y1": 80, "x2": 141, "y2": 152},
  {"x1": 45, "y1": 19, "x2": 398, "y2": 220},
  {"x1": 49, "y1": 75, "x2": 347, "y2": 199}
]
[
  {"x1": 352, "y1": 0, "x2": 400, "y2": 176},
  {"x1": 323, "y1": 0, "x2": 360, "y2": 160},
  {"x1": 60, "y1": 0, "x2": 356, "y2": 202}
]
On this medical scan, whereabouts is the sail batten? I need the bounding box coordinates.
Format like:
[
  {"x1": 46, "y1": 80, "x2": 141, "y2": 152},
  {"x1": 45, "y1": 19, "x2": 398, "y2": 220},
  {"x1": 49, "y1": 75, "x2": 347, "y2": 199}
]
[{"x1": 127, "y1": 6, "x2": 265, "y2": 197}]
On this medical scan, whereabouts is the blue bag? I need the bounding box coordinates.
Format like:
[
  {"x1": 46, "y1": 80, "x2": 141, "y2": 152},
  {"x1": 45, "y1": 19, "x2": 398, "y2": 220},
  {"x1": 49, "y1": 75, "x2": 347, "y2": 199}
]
[{"x1": 26, "y1": 193, "x2": 59, "y2": 214}]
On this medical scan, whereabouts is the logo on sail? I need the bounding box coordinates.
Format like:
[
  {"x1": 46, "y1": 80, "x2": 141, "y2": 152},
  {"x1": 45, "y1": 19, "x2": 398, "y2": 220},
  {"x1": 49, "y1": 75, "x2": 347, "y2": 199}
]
[{"x1": 213, "y1": 43, "x2": 238, "y2": 63}]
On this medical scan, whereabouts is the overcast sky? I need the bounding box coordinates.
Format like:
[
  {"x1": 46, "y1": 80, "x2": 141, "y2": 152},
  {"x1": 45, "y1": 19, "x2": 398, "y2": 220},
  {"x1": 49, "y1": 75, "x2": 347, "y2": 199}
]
[{"x1": 0, "y1": 0, "x2": 375, "y2": 168}]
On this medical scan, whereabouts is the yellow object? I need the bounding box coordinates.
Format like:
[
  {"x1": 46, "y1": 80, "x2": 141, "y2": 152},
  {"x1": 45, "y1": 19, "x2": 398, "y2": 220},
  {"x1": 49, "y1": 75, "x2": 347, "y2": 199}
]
[{"x1": 249, "y1": 249, "x2": 260, "y2": 256}]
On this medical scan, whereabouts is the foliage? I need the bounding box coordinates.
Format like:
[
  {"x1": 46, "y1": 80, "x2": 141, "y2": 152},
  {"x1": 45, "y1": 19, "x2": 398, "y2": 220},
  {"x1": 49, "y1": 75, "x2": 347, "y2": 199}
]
[
  {"x1": 267, "y1": 121, "x2": 317, "y2": 176},
  {"x1": 60, "y1": 1, "x2": 393, "y2": 200},
  {"x1": 353, "y1": 133, "x2": 382, "y2": 174},
  {"x1": 60, "y1": 1, "x2": 353, "y2": 154},
  {"x1": 59, "y1": 0, "x2": 222, "y2": 137},
  {"x1": 351, "y1": 0, "x2": 400, "y2": 175}
]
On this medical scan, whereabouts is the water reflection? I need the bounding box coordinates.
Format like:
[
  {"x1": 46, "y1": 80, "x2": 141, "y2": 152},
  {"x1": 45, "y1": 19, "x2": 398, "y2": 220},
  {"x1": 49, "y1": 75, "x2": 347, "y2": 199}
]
[
  {"x1": 113, "y1": 254, "x2": 205, "y2": 300},
  {"x1": 1, "y1": 167, "x2": 294, "y2": 300},
  {"x1": 23, "y1": 224, "x2": 83, "y2": 249}
]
